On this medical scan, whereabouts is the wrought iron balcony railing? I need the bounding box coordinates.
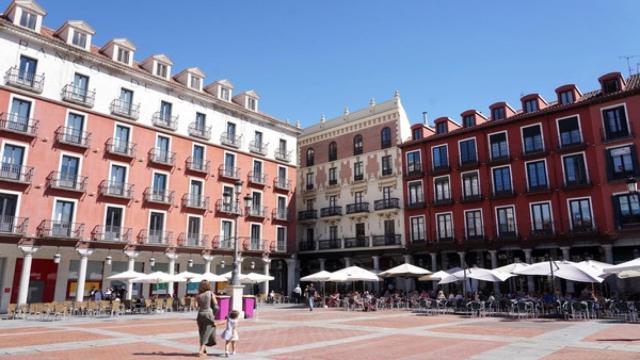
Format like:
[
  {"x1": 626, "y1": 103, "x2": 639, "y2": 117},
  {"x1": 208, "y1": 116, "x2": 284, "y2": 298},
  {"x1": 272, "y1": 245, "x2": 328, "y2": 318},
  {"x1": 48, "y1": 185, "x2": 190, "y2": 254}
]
[
  {"x1": 318, "y1": 238, "x2": 341, "y2": 250},
  {"x1": 320, "y1": 206, "x2": 342, "y2": 217},
  {"x1": 152, "y1": 112, "x2": 178, "y2": 130},
  {"x1": 346, "y1": 202, "x2": 369, "y2": 214},
  {"x1": 56, "y1": 126, "x2": 90, "y2": 148},
  {"x1": 218, "y1": 165, "x2": 240, "y2": 179},
  {"x1": 274, "y1": 149, "x2": 292, "y2": 162},
  {"x1": 248, "y1": 172, "x2": 266, "y2": 185},
  {"x1": 143, "y1": 188, "x2": 174, "y2": 205},
  {"x1": 92, "y1": 225, "x2": 131, "y2": 242},
  {"x1": 374, "y1": 198, "x2": 400, "y2": 210},
  {"x1": 178, "y1": 232, "x2": 208, "y2": 247},
  {"x1": 249, "y1": 141, "x2": 268, "y2": 155},
  {"x1": 243, "y1": 237, "x2": 264, "y2": 251},
  {"x1": 5, "y1": 66, "x2": 44, "y2": 93},
  {"x1": 371, "y1": 234, "x2": 401, "y2": 246},
  {"x1": 38, "y1": 220, "x2": 84, "y2": 239},
  {"x1": 61, "y1": 83, "x2": 95, "y2": 107},
  {"x1": 0, "y1": 163, "x2": 33, "y2": 183},
  {"x1": 188, "y1": 122, "x2": 212, "y2": 140},
  {"x1": 186, "y1": 157, "x2": 210, "y2": 174},
  {"x1": 140, "y1": 229, "x2": 172, "y2": 244},
  {"x1": 214, "y1": 236, "x2": 235, "y2": 250},
  {"x1": 99, "y1": 180, "x2": 134, "y2": 198},
  {"x1": 298, "y1": 209, "x2": 318, "y2": 221},
  {"x1": 0, "y1": 216, "x2": 28, "y2": 235},
  {"x1": 110, "y1": 99, "x2": 140, "y2": 120},
  {"x1": 0, "y1": 113, "x2": 38, "y2": 136},
  {"x1": 246, "y1": 206, "x2": 267, "y2": 218},
  {"x1": 344, "y1": 236, "x2": 369, "y2": 248},
  {"x1": 182, "y1": 193, "x2": 209, "y2": 210},
  {"x1": 215, "y1": 199, "x2": 242, "y2": 215},
  {"x1": 148, "y1": 148, "x2": 176, "y2": 166},
  {"x1": 221, "y1": 132, "x2": 241, "y2": 148},
  {"x1": 272, "y1": 208, "x2": 290, "y2": 221},
  {"x1": 106, "y1": 138, "x2": 136, "y2": 158},
  {"x1": 47, "y1": 171, "x2": 87, "y2": 192}
]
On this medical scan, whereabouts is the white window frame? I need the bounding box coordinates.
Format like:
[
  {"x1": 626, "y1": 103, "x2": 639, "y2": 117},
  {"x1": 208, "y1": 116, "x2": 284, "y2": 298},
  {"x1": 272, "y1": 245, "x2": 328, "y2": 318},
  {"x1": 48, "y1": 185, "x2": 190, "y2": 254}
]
[
  {"x1": 407, "y1": 180, "x2": 424, "y2": 205},
  {"x1": 463, "y1": 208, "x2": 484, "y2": 238},
  {"x1": 457, "y1": 136, "x2": 477, "y2": 165},
  {"x1": 409, "y1": 215, "x2": 426, "y2": 242},
  {"x1": 432, "y1": 175, "x2": 451, "y2": 201},
  {"x1": 524, "y1": 158, "x2": 549, "y2": 191},
  {"x1": 405, "y1": 149, "x2": 422, "y2": 172},
  {"x1": 430, "y1": 144, "x2": 449, "y2": 170},
  {"x1": 490, "y1": 164, "x2": 513, "y2": 194},
  {"x1": 487, "y1": 130, "x2": 509, "y2": 160},
  {"x1": 520, "y1": 122, "x2": 545, "y2": 153},
  {"x1": 51, "y1": 196, "x2": 79, "y2": 224},
  {"x1": 275, "y1": 225, "x2": 287, "y2": 252},
  {"x1": 7, "y1": 93, "x2": 36, "y2": 119},
  {"x1": 560, "y1": 151, "x2": 590, "y2": 185},
  {"x1": 0, "y1": 138, "x2": 30, "y2": 166},
  {"x1": 600, "y1": 102, "x2": 631, "y2": 139},
  {"x1": 566, "y1": 196, "x2": 595, "y2": 230},
  {"x1": 435, "y1": 211, "x2": 454, "y2": 240},
  {"x1": 460, "y1": 169, "x2": 480, "y2": 197},
  {"x1": 555, "y1": 114, "x2": 583, "y2": 146},
  {"x1": 494, "y1": 205, "x2": 518, "y2": 236},
  {"x1": 529, "y1": 200, "x2": 554, "y2": 232}
]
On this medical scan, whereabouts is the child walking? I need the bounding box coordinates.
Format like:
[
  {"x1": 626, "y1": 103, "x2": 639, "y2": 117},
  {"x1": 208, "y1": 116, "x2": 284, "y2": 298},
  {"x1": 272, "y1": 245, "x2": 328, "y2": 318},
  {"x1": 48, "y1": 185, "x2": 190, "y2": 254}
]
[{"x1": 222, "y1": 310, "x2": 240, "y2": 357}]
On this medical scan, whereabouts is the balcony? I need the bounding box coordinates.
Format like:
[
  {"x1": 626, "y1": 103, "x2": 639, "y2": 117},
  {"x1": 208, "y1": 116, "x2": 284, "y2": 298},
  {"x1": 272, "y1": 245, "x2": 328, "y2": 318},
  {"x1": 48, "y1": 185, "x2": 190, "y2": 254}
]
[
  {"x1": 298, "y1": 209, "x2": 318, "y2": 221},
  {"x1": 344, "y1": 236, "x2": 369, "y2": 248},
  {"x1": 55, "y1": 126, "x2": 90, "y2": 148},
  {"x1": 319, "y1": 238, "x2": 341, "y2": 250},
  {"x1": 328, "y1": 178, "x2": 338, "y2": 187},
  {"x1": 490, "y1": 189, "x2": 516, "y2": 200},
  {"x1": 271, "y1": 241, "x2": 286, "y2": 253},
  {"x1": 433, "y1": 197, "x2": 454, "y2": 206},
  {"x1": 562, "y1": 179, "x2": 592, "y2": 190},
  {"x1": 188, "y1": 122, "x2": 211, "y2": 140},
  {"x1": 0, "y1": 163, "x2": 33, "y2": 184},
  {"x1": 372, "y1": 234, "x2": 401, "y2": 246},
  {"x1": 182, "y1": 193, "x2": 209, "y2": 210},
  {"x1": 246, "y1": 206, "x2": 267, "y2": 218},
  {"x1": 528, "y1": 224, "x2": 555, "y2": 240},
  {"x1": 346, "y1": 202, "x2": 369, "y2": 214},
  {"x1": 274, "y1": 177, "x2": 291, "y2": 191},
  {"x1": 567, "y1": 223, "x2": 597, "y2": 237},
  {"x1": 214, "y1": 236, "x2": 235, "y2": 250},
  {"x1": 178, "y1": 233, "x2": 208, "y2": 247},
  {"x1": 460, "y1": 194, "x2": 483, "y2": 203},
  {"x1": 381, "y1": 168, "x2": 394, "y2": 177},
  {"x1": 275, "y1": 149, "x2": 292, "y2": 162},
  {"x1": 601, "y1": 126, "x2": 633, "y2": 143},
  {"x1": 305, "y1": 183, "x2": 315, "y2": 191},
  {"x1": 220, "y1": 133, "x2": 241, "y2": 148},
  {"x1": 272, "y1": 208, "x2": 290, "y2": 221},
  {"x1": 105, "y1": 138, "x2": 136, "y2": 158},
  {"x1": 557, "y1": 139, "x2": 586, "y2": 153},
  {"x1": 92, "y1": 225, "x2": 132, "y2": 242},
  {"x1": 5, "y1": 66, "x2": 44, "y2": 93},
  {"x1": 464, "y1": 235, "x2": 486, "y2": 243},
  {"x1": 47, "y1": 172, "x2": 87, "y2": 193},
  {"x1": 218, "y1": 165, "x2": 240, "y2": 180},
  {"x1": 431, "y1": 164, "x2": 451, "y2": 176},
  {"x1": 299, "y1": 241, "x2": 317, "y2": 251},
  {"x1": 140, "y1": 229, "x2": 172, "y2": 245},
  {"x1": 487, "y1": 154, "x2": 511, "y2": 166},
  {"x1": 110, "y1": 99, "x2": 140, "y2": 120},
  {"x1": 354, "y1": 173, "x2": 365, "y2": 182},
  {"x1": 458, "y1": 159, "x2": 478, "y2": 171},
  {"x1": 494, "y1": 231, "x2": 519, "y2": 242},
  {"x1": 148, "y1": 148, "x2": 176, "y2": 167},
  {"x1": 521, "y1": 148, "x2": 548, "y2": 160},
  {"x1": 406, "y1": 200, "x2": 426, "y2": 209},
  {"x1": 186, "y1": 157, "x2": 209, "y2": 174},
  {"x1": 406, "y1": 163, "x2": 424, "y2": 178},
  {"x1": 321, "y1": 206, "x2": 342, "y2": 218},
  {"x1": 215, "y1": 199, "x2": 241, "y2": 215},
  {"x1": 526, "y1": 184, "x2": 552, "y2": 194},
  {"x1": 0, "y1": 216, "x2": 28, "y2": 236},
  {"x1": 243, "y1": 238, "x2": 264, "y2": 251},
  {"x1": 249, "y1": 141, "x2": 268, "y2": 156},
  {"x1": 152, "y1": 112, "x2": 178, "y2": 131},
  {"x1": 248, "y1": 172, "x2": 266, "y2": 185},
  {"x1": 61, "y1": 84, "x2": 95, "y2": 108},
  {"x1": 143, "y1": 188, "x2": 174, "y2": 205},
  {"x1": 38, "y1": 220, "x2": 84, "y2": 239},
  {"x1": 0, "y1": 113, "x2": 38, "y2": 137},
  {"x1": 99, "y1": 180, "x2": 134, "y2": 199},
  {"x1": 374, "y1": 198, "x2": 400, "y2": 211}
]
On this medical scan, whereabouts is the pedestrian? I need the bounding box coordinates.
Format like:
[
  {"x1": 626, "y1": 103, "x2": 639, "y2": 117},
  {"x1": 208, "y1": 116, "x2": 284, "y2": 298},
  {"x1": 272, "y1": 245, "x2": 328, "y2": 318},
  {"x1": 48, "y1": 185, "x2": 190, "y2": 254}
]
[
  {"x1": 195, "y1": 280, "x2": 219, "y2": 357},
  {"x1": 94, "y1": 288, "x2": 103, "y2": 301},
  {"x1": 221, "y1": 310, "x2": 240, "y2": 357},
  {"x1": 293, "y1": 284, "x2": 302, "y2": 303},
  {"x1": 306, "y1": 283, "x2": 316, "y2": 311}
]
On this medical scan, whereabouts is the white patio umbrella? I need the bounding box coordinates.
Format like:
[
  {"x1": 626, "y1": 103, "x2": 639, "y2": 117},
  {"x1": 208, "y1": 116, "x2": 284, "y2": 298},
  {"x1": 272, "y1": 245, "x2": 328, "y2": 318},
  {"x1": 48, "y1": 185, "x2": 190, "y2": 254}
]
[
  {"x1": 418, "y1": 267, "x2": 462, "y2": 281},
  {"x1": 176, "y1": 271, "x2": 202, "y2": 280},
  {"x1": 300, "y1": 270, "x2": 333, "y2": 282},
  {"x1": 493, "y1": 262, "x2": 530, "y2": 274},
  {"x1": 131, "y1": 271, "x2": 186, "y2": 284},
  {"x1": 514, "y1": 260, "x2": 604, "y2": 283},
  {"x1": 246, "y1": 272, "x2": 275, "y2": 283},
  {"x1": 379, "y1": 263, "x2": 431, "y2": 278},
  {"x1": 220, "y1": 271, "x2": 250, "y2": 282},
  {"x1": 577, "y1": 260, "x2": 612, "y2": 278},
  {"x1": 189, "y1": 272, "x2": 228, "y2": 283},
  {"x1": 328, "y1": 266, "x2": 380, "y2": 282},
  {"x1": 438, "y1": 267, "x2": 514, "y2": 285},
  {"x1": 107, "y1": 270, "x2": 145, "y2": 280},
  {"x1": 603, "y1": 258, "x2": 640, "y2": 278}
]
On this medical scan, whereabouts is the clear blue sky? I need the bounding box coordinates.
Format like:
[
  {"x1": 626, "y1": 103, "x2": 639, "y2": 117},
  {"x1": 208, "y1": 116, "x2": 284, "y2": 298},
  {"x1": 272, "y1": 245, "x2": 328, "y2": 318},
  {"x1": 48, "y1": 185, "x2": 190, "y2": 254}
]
[{"x1": 36, "y1": 0, "x2": 640, "y2": 127}]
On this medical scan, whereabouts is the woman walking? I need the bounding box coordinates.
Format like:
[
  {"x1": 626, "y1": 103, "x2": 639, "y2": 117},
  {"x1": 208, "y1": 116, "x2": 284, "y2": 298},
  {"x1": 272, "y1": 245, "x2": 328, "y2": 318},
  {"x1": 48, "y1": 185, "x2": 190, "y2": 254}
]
[{"x1": 195, "y1": 280, "x2": 219, "y2": 357}]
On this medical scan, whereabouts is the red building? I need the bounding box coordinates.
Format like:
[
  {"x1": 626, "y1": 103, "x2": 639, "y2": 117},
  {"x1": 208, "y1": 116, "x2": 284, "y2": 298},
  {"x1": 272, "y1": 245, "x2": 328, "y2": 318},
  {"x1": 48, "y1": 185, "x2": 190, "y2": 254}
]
[{"x1": 401, "y1": 72, "x2": 640, "y2": 293}]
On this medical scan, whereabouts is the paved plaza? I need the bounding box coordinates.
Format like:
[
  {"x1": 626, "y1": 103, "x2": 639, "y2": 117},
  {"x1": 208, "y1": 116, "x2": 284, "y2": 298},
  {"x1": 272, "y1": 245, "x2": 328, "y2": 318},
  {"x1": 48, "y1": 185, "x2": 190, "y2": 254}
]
[{"x1": 0, "y1": 306, "x2": 639, "y2": 359}]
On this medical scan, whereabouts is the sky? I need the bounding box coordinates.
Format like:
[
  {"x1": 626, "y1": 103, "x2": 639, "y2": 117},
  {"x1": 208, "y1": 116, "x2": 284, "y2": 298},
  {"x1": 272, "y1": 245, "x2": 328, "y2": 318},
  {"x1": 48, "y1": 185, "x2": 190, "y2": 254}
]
[{"x1": 35, "y1": 0, "x2": 640, "y2": 127}]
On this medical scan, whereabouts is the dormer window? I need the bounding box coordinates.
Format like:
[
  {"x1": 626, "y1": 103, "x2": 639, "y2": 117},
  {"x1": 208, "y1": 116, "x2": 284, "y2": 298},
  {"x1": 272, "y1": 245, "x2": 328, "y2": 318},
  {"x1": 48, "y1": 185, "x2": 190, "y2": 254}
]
[
  {"x1": 19, "y1": 10, "x2": 37, "y2": 30},
  {"x1": 71, "y1": 30, "x2": 87, "y2": 48},
  {"x1": 156, "y1": 63, "x2": 168, "y2": 78},
  {"x1": 559, "y1": 91, "x2": 574, "y2": 105},
  {"x1": 492, "y1": 107, "x2": 505, "y2": 120},
  {"x1": 436, "y1": 122, "x2": 447, "y2": 134},
  {"x1": 190, "y1": 76, "x2": 201, "y2": 90},
  {"x1": 117, "y1": 47, "x2": 130, "y2": 64},
  {"x1": 247, "y1": 97, "x2": 257, "y2": 111},
  {"x1": 220, "y1": 87, "x2": 231, "y2": 101},
  {"x1": 463, "y1": 115, "x2": 475, "y2": 128},
  {"x1": 412, "y1": 128, "x2": 423, "y2": 140},
  {"x1": 603, "y1": 79, "x2": 621, "y2": 93},
  {"x1": 524, "y1": 99, "x2": 538, "y2": 113}
]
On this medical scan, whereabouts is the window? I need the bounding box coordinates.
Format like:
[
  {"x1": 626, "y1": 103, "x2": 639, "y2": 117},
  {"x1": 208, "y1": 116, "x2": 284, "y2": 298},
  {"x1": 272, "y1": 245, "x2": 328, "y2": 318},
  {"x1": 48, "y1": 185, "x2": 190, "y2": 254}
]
[
  {"x1": 247, "y1": 97, "x2": 257, "y2": 111},
  {"x1": 436, "y1": 122, "x2": 447, "y2": 134},
  {"x1": 406, "y1": 151, "x2": 422, "y2": 175},
  {"x1": 160, "y1": 101, "x2": 172, "y2": 121},
  {"x1": 569, "y1": 198, "x2": 593, "y2": 231},
  {"x1": 156, "y1": 62, "x2": 168, "y2": 78},
  {"x1": 462, "y1": 171, "x2": 480, "y2": 198},
  {"x1": 64, "y1": 112, "x2": 85, "y2": 144},
  {"x1": 329, "y1": 225, "x2": 338, "y2": 240},
  {"x1": 602, "y1": 106, "x2": 629, "y2": 140},
  {"x1": 306, "y1": 172, "x2": 314, "y2": 189},
  {"x1": 221, "y1": 220, "x2": 233, "y2": 246},
  {"x1": 531, "y1": 202, "x2": 553, "y2": 234},
  {"x1": 410, "y1": 216, "x2": 425, "y2": 242},
  {"x1": 104, "y1": 206, "x2": 124, "y2": 241},
  {"x1": 19, "y1": 10, "x2": 37, "y2": 30},
  {"x1": 195, "y1": 112, "x2": 207, "y2": 132},
  {"x1": 306, "y1": 148, "x2": 314, "y2": 166},
  {"x1": 524, "y1": 99, "x2": 538, "y2": 113},
  {"x1": 116, "y1": 47, "x2": 130, "y2": 64},
  {"x1": 18, "y1": 55, "x2": 37, "y2": 84},
  {"x1": 353, "y1": 135, "x2": 363, "y2": 155},
  {"x1": 252, "y1": 160, "x2": 263, "y2": 179},
  {"x1": 603, "y1": 79, "x2": 621, "y2": 93},
  {"x1": 59, "y1": 155, "x2": 80, "y2": 188},
  {"x1": 119, "y1": 88, "x2": 134, "y2": 112},
  {"x1": 489, "y1": 132, "x2": 509, "y2": 160},
  {"x1": 522, "y1": 125, "x2": 543, "y2": 154},
  {"x1": 8, "y1": 97, "x2": 32, "y2": 132},
  {"x1": 613, "y1": 193, "x2": 640, "y2": 228},
  {"x1": 250, "y1": 189, "x2": 262, "y2": 216},
  {"x1": 52, "y1": 200, "x2": 75, "y2": 237},
  {"x1": 152, "y1": 172, "x2": 168, "y2": 198},
  {"x1": 526, "y1": 160, "x2": 548, "y2": 190},
  {"x1": 496, "y1": 206, "x2": 516, "y2": 237},
  {"x1": 226, "y1": 122, "x2": 236, "y2": 137},
  {"x1": 558, "y1": 116, "x2": 582, "y2": 147},
  {"x1": 412, "y1": 128, "x2": 423, "y2": 140},
  {"x1": 607, "y1": 145, "x2": 637, "y2": 180},
  {"x1": 191, "y1": 144, "x2": 205, "y2": 170},
  {"x1": 109, "y1": 164, "x2": 127, "y2": 195},
  {"x1": 276, "y1": 227, "x2": 286, "y2": 251},
  {"x1": 190, "y1": 76, "x2": 201, "y2": 90},
  {"x1": 354, "y1": 161, "x2": 363, "y2": 181},
  {"x1": 328, "y1": 195, "x2": 337, "y2": 207},
  {"x1": 492, "y1": 166, "x2": 512, "y2": 194},
  {"x1": 459, "y1": 139, "x2": 477, "y2": 165},
  {"x1": 148, "y1": 212, "x2": 165, "y2": 243},
  {"x1": 187, "y1": 216, "x2": 201, "y2": 245},
  {"x1": 1, "y1": 143, "x2": 25, "y2": 180},
  {"x1": 253, "y1": 131, "x2": 263, "y2": 148},
  {"x1": 436, "y1": 213, "x2": 453, "y2": 240},
  {"x1": 563, "y1": 154, "x2": 588, "y2": 186},
  {"x1": 463, "y1": 115, "x2": 475, "y2": 128},
  {"x1": 382, "y1": 186, "x2": 391, "y2": 199},
  {"x1": 381, "y1": 155, "x2": 392, "y2": 176},
  {"x1": 328, "y1": 142, "x2": 337, "y2": 161},
  {"x1": 465, "y1": 210, "x2": 483, "y2": 239},
  {"x1": 328, "y1": 167, "x2": 337, "y2": 185},
  {"x1": 72, "y1": 73, "x2": 89, "y2": 98},
  {"x1": 71, "y1": 30, "x2": 87, "y2": 48},
  {"x1": 432, "y1": 145, "x2": 448, "y2": 170},
  {"x1": 381, "y1": 127, "x2": 392, "y2": 148},
  {"x1": 354, "y1": 191, "x2": 364, "y2": 206},
  {"x1": 220, "y1": 87, "x2": 231, "y2": 101},
  {"x1": 492, "y1": 107, "x2": 505, "y2": 121},
  {"x1": 156, "y1": 135, "x2": 170, "y2": 162},
  {"x1": 559, "y1": 91, "x2": 574, "y2": 105},
  {"x1": 407, "y1": 181, "x2": 424, "y2": 206},
  {"x1": 434, "y1": 177, "x2": 451, "y2": 202}
]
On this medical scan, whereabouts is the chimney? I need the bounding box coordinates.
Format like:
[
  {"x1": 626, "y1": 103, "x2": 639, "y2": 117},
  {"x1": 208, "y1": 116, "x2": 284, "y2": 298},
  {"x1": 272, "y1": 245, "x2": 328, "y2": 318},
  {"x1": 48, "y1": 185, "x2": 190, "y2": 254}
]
[{"x1": 422, "y1": 112, "x2": 429, "y2": 126}]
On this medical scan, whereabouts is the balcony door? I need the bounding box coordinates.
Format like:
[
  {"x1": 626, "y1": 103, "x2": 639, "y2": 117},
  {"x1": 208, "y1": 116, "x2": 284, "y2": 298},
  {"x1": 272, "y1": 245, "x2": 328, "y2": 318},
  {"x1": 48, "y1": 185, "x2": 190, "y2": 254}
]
[
  {"x1": 160, "y1": 101, "x2": 172, "y2": 121},
  {"x1": 384, "y1": 220, "x2": 395, "y2": 238},
  {"x1": 224, "y1": 153, "x2": 235, "y2": 170},
  {"x1": 0, "y1": 193, "x2": 18, "y2": 232},
  {"x1": 60, "y1": 155, "x2": 80, "y2": 188},
  {"x1": 18, "y1": 56, "x2": 37, "y2": 84},
  {"x1": 253, "y1": 160, "x2": 262, "y2": 177},
  {"x1": 221, "y1": 220, "x2": 233, "y2": 247},
  {"x1": 105, "y1": 206, "x2": 123, "y2": 241},
  {"x1": 156, "y1": 136, "x2": 170, "y2": 160},
  {"x1": 277, "y1": 196, "x2": 286, "y2": 217},
  {"x1": 72, "y1": 73, "x2": 89, "y2": 99},
  {"x1": 192, "y1": 145, "x2": 204, "y2": 168},
  {"x1": 65, "y1": 112, "x2": 85, "y2": 144},
  {"x1": 53, "y1": 200, "x2": 74, "y2": 237},
  {"x1": 152, "y1": 173, "x2": 167, "y2": 200},
  {"x1": 149, "y1": 212, "x2": 164, "y2": 243},
  {"x1": 114, "y1": 125, "x2": 130, "y2": 152},
  {"x1": 187, "y1": 216, "x2": 201, "y2": 244},
  {"x1": 9, "y1": 98, "x2": 31, "y2": 131},
  {"x1": 250, "y1": 224, "x2": 261, "y2": 249},
  {"x1": 1, "y1": 144, "x2": 24, "y2": 180},
  {"x1": 110, "y1": 164, "x2": 127, "y2": 195},
  {"x1": 254, "y1": 131, "x2": 263, "y2": 148},
  {"x1": 226, "y1": 122, "x2": 236, "y2": 137}
]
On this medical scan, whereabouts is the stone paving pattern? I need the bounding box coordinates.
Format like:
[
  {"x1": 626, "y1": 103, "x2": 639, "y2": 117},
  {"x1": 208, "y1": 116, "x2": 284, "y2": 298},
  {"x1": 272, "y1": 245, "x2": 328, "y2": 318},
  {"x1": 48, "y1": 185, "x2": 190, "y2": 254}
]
[{"x1": 0, "y1": 307, "x2": 639, "y2": 359}]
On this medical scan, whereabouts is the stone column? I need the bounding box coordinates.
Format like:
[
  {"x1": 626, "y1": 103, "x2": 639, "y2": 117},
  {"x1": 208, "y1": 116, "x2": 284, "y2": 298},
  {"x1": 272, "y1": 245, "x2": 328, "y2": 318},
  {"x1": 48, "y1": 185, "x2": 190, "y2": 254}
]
[
  {"x1": 166, "y1": 252, "x2": 178, "y2": 296},
  {"x1": 372, "y1": 256, "x2": 380, "y2": 293},
  {"x1": 102, "y1": 255, "x2": 113, "y2": 293},
  {"x1": 318, "y1": 258, "x2": 326, "y2": 272},
  {"x1": 523, "y1": 249, "x2": 535, "y2": 294},
  {"x1": 125, "y1": 250, "x2": 138, "y2": 300},
  {"x1": 203, "y1": 254, "x2": 213, "y2": 273},
  {"x1": 441, "y1": 252, "x2": 449, "y2": 270},
  {"x1": 489, "y1": 250, "x2": 500, "y2": 295},
  {"x1": 560, "y1": 247, "x2": 574, "y2": 294},
  {"x1": 76, "y1": 248, "x2": 94, "y2": 303},
  {"x1": 262, "y1": 257, "x2": 271, "y2": 299},
  {"x1": 457, "y1": 252, "x2": 466, "y2": 267},
  {"x1": 602, "y1": 245, "x2": 614, "y2": 264},
  {"x1": 403, "y1": 254, "x2": 414, "y2": 291},
  {"x1": 429, "y1": 253, "x2": 437, "y2": 272},
  {"x1": 17, "y1": 245, "x2": 38, "y2": 306},
  {"x1": 285, "y1": 258, "x2": 298, "y2": 297},
  {"x1": 343, "y1": 257, "x2": 351, "y2": 267}
]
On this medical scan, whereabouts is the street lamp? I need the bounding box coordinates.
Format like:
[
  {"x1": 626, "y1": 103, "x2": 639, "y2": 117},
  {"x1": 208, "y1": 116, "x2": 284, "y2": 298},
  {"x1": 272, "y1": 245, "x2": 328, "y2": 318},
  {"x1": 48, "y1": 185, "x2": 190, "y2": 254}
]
[{"x1": 230, "y1": 179, "x2": 253, "y2": 313}]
